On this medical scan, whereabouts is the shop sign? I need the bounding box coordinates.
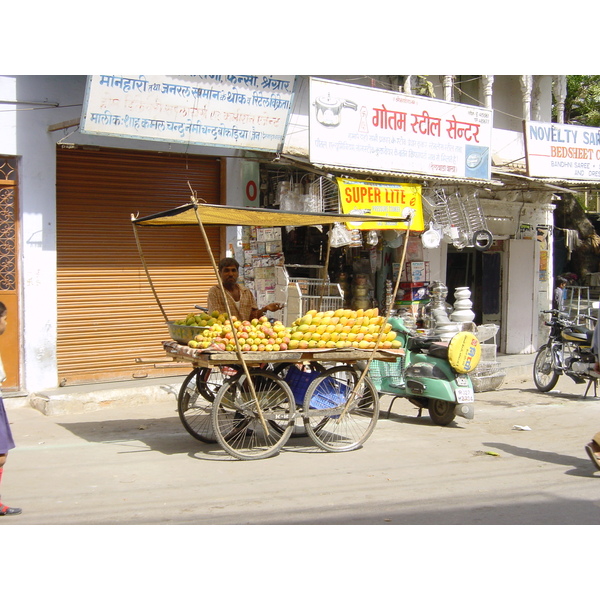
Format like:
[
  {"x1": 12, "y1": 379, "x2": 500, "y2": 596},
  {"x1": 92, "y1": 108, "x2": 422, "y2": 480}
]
[
  {"x1": 81, "y1": 75, "x2": 295, "y2": 151},
  {"x1": 309, "y1": 78, "x2": 492, "y2": 180},
  {"x1": 337, "y1": 177, "x2": 424, "y2": 231},
  {"x1": 524, "y1": 120, "x2": 600, "y2": 180}
]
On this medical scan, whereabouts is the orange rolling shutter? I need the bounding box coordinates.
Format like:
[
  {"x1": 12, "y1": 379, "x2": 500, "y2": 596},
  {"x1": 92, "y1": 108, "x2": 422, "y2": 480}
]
[{"x1": 56, "y1": 146, "x2": 223, "y2": 384}]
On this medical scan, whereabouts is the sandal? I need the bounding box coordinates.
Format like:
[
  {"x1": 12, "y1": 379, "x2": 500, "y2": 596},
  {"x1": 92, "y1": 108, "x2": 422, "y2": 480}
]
[
  {"x1": 0, "y1": 503, "x2": 22, "y2": 516},
  {"x1": 585, "y1": 441, "x2": 600, "y2": 470}
]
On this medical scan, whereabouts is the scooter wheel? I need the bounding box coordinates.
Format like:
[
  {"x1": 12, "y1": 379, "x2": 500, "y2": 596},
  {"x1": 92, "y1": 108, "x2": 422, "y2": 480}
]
[{"x1": 428, "y1": 398, "x2": 456, "y2": 426}]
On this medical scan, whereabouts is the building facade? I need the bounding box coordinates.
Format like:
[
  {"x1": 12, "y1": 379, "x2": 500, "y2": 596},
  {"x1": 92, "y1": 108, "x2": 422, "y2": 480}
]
[{"x1": 0, "y1": 74, "x2": 585, "y2": 400}]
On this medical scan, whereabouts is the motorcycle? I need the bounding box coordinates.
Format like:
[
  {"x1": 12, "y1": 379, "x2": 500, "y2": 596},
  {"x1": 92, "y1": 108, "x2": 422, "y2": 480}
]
[
  {"x1": 533, "y1": 309, "x2": 600, "y2": 395},
  {"x1": 365, "y1": 316, "x2": 481, "y2": 426}
]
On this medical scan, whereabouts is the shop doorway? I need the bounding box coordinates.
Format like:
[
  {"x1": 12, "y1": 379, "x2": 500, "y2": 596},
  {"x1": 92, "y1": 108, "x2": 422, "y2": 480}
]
[
  {"x1": 446, "y1": 246, "x2": 502, "y2": 327},
  {"x1": 0, "y1": 157, "x2": 20, "y2": 390}
]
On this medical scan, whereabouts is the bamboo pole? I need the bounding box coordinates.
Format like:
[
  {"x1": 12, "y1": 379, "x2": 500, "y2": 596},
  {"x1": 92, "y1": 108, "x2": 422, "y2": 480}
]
[
  {"x1": 338, "y1": 216, "x2": 413, "y2": 418},
  {"x1": 318, "y1": 224, "x2": 333, "y2": 309},
  {"x1": 131, "y1": 217, "x2": 169, "y2": 322},
  {"x1": 190, "y1": 198, "x2": 270, "y2": 435}
]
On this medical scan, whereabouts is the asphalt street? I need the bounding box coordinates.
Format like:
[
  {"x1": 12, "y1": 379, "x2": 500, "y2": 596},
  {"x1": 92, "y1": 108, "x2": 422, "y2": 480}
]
[
  {"x1": 2, "y1": 371, "x2": 599, "y2": 527},
  {"x1": 4, "y1": 370, "x2": 599, "y2": 598}
]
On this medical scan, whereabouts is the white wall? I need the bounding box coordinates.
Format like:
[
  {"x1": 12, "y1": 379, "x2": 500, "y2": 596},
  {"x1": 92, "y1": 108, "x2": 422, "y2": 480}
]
[{"x1": 2, "y1": 75, "x2": 240, "y2": 391}]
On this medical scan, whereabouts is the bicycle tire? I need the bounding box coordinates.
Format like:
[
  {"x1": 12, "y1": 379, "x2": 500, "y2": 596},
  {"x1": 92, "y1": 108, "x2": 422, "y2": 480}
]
[
  {"x1": 302, "y1": 365, "x2": 379, "y2": 452},
  {"x1": 211, "y1": 370, "x2": 296, "y2": 460},
  {"x1": 177, "y1": 367, "x2": 224, "y2": 443}
]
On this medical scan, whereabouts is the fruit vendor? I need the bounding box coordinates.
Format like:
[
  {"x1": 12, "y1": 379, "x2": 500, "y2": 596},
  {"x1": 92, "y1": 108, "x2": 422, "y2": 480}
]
[{"x1": 207, "y1": 257, "x2": 283, "y2": 322}]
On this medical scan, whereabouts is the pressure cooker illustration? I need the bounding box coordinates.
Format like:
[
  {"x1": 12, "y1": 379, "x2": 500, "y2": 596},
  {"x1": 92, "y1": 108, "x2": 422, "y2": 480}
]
[{"x1": 313, "y1": 93, "x2": 358, "y2": 127}]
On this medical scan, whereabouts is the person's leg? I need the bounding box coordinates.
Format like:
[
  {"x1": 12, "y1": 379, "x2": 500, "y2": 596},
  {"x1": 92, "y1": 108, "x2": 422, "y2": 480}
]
[
  {"x1": 585, "y1": 438, "x2": 600, "y2": 470},
  {"x1": 0, "y1": 453, "x2": 21, "y2": 516}
]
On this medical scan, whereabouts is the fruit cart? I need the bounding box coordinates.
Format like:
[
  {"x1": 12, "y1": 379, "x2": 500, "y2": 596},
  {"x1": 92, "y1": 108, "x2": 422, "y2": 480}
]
[{"x1": 131, "y1": 199, "x2": 411, "y2": 460}]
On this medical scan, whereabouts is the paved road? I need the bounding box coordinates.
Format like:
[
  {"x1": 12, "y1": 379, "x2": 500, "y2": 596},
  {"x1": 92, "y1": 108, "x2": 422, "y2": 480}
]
[{"x1": 2, "y1": 373, "x2": 600, "y2": 526}]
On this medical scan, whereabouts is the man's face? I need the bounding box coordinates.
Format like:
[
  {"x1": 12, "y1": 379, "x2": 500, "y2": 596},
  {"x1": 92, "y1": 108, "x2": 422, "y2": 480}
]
[
  {"x1": 220, "y1": 265, "x2": 239, "y2": 286},
  {"x1": 0, "y1": 313, "x2": 7, "y2": 336}
]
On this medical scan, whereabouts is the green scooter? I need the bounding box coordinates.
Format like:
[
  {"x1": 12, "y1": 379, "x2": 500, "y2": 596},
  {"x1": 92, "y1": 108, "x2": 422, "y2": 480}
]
[{"x1": 366, "y1": 316, "x2": 479, "y2": 426}]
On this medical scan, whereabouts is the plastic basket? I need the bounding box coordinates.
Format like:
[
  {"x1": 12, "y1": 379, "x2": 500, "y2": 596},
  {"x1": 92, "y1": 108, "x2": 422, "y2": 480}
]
[
  {"x1": 371, "y1": 358, "x2": 404, "y2": 386},
  {"x1": 471, "y1": 371, "x2": 506, "y2": 392},
  {"x1": 368, "y1": 361, "x2": 383, "y2": 386},
  {"x1": 285, "y1": 366, "x2": 322, "y2": 406},
  {"x1": 167, "y1": 321, "x2": 208, "y2": 344},
  {"x1": 309, "y1": 380, "x2": 347, "y2": 410}
]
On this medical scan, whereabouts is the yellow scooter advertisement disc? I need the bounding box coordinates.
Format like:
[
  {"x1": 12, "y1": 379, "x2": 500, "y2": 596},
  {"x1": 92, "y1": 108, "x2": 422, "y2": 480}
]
[{"x1": 447, "y1": 332, "x2": 481, "y2": 373}]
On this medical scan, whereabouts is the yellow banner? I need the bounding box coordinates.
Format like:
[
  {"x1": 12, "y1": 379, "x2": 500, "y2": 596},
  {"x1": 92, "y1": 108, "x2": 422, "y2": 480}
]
[{"x1": 337, "y1": 178, "x2": 424, "y2": 231}]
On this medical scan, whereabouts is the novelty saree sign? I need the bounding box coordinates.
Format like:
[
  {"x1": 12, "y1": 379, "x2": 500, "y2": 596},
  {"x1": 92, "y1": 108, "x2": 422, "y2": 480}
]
[
  {"x1": 524, "y1": 120, "x2": 600, "y2": 180},
  {"x1": 337, "y1": 177, "x2": 425, "y2": 231},
  {"x1": 81, "y1": 75, "x2": 295, "y2": 151},
  {"x1": 309, "y1": 78, "x2": 492, "y2": 180}
]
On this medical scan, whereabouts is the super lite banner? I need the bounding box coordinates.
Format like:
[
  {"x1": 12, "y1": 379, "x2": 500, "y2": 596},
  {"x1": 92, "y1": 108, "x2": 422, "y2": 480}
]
[{"x1": 337, "y1": 177, "x2": 424, "y2": 231}]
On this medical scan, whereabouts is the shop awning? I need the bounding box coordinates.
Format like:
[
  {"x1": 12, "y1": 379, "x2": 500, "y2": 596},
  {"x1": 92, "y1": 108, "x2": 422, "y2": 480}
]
[
  {"x1": 491, "y1": 168, "x2": 600, "y2": 193},
  {"x1": 131, "y1": 201, "x2": 411, "y2": 228},
  {"x1": 309, "y1": 161, "x2": 504, "y2": 188}
]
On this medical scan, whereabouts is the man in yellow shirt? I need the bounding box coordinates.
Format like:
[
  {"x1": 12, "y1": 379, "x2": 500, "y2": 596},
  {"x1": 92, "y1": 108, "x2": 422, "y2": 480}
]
[{"x1": 207, "y1": 258, "x2": 283, "y2": 322}]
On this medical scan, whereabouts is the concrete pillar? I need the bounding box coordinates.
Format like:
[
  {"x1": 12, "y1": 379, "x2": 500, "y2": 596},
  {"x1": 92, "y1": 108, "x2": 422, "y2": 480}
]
[
  {"x1": 520, "y1": 75, "x2": 533, "y2": 121},
  {"x1": 553, "y1": 75, "x2": 567, "y2": 123},
  {"x1": 443, "y1": 75, "x2": 454, "y2": 102},
  {"x1": 481, "y1": 75, "x2": 494, "y2": 109}
]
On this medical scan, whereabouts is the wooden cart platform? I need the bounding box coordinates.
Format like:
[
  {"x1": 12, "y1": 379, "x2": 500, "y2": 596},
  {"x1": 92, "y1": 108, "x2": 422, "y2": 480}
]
[{"x1": 162, "y1": 340, "x2": 402, "y2": 367}]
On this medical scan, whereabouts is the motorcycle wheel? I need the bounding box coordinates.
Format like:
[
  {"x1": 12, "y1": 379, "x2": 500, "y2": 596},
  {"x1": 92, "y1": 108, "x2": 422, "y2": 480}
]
[
  {"x1": 533, "y1": 346, "x2": 560, "y2": 392},
  {"x1": 428, "y1": 398, "x2": 456, "y2": 426}
]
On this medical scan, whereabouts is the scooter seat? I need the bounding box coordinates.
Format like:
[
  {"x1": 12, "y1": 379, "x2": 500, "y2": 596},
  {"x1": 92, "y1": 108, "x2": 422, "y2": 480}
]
[
  {"x1": 426, "y1": 342, "x2": 450, "y2": 360},
  {"x1": 406, "y1": 336, "x2": 442, "y2": 353}
]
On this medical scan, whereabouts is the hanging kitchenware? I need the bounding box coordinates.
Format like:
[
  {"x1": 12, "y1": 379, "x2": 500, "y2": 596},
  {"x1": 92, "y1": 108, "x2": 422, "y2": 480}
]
[{"x1": 421, "y1": 222, "x2": 442, "y2": 249}]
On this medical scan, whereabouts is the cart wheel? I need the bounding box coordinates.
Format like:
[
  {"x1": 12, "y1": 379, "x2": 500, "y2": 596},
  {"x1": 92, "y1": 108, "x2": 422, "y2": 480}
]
[
  {"x1": 211, "y1": 370, "x2": 296, "y2": 460},
  {"x1": 177, "y1": 367, "x2": 224, "y2": 443},
  {"x1": 272, "y1": 362, "x2": 326, "y2": 437},
  {"x1": 302, "y1": 366, "x2": 379, "y2": 452}
]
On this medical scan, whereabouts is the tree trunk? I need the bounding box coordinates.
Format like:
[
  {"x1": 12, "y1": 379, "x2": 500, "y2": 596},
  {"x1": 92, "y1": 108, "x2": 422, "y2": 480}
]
[{"x1": 554, "y1": 194, "x2": 600, "y2": 280}]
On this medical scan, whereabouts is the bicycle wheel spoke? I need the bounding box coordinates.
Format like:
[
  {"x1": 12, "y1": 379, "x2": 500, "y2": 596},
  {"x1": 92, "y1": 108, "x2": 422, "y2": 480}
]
[
  {"x1": 303, "y1": 366, "x2": 379, "y2": 452},
  {"x1": 212, "y1": 371, "x2": 295, "y2": 460},
  {"x1": 178, "y1": 368, "x2": 224, "y2": 443}
]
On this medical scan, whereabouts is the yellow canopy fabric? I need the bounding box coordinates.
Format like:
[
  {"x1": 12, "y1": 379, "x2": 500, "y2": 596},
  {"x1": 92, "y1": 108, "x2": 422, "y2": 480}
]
[{"x1": 132, "y1": 202, "x2": 410, "y2": 228}]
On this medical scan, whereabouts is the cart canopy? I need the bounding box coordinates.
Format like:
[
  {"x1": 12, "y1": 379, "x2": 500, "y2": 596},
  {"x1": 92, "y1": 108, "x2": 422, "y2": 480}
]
[{"x1": 131, "y1": 202, "x2": 411, "y2": 228}]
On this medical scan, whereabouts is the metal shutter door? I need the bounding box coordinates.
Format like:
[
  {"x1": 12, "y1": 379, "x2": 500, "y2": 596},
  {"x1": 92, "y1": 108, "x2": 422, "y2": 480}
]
[{"x1": 56, "y1": 146, "x2": 222, "y2": 384}]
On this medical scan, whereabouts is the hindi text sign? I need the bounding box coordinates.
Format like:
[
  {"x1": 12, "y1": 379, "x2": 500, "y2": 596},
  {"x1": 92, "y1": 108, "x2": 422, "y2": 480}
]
[
  {"x1": 309, "y1": 78, "x2": 492, "y2": 180},
  {"x1": 81, "y1": 75, "x2": 295, "y2": 152}
]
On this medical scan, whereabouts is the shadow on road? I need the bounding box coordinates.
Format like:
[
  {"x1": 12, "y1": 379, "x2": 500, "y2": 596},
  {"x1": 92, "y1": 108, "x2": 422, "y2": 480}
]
[{"x1": 482, "y1": 441, "x2": 597, "y2": 477}]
